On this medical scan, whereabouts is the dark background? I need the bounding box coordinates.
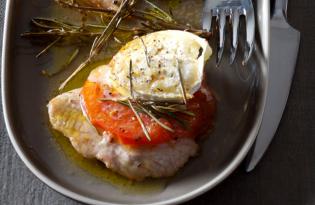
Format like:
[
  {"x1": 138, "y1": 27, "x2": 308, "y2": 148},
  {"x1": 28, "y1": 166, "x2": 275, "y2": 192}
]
[{"x1": 1, "y1": 1, "x2": 315, "y2": 204}]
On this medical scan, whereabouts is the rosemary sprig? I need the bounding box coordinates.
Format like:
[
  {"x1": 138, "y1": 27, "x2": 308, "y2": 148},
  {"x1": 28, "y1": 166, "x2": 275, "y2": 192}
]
[
  {"x1": 21, "y1": 26, "x2": 146, "y2": 38},
  {"x1": 59, "y1": 0, "x2": 137, "y2": 90},
  {"x1": 21, "y1": 31, "x2": 102, "y2": 37},
  {"x1": 55, "y1": 0, "x2": 210, "y2": 37},
  {"x1": 22, "y1": 0, "x2": 211, "y2": 65},
  {"x1": 24, "y1": 0, "x2": 212, "y2": 40},
  {"x1": 99, "y1": 98, "x2": 193, "y2": 128},
  {"x1": 100, "y1": 97, "x2": 181, "y2": 133},
  {"x1": 127, "y1": 99, "x2": 152, "y2": 141},
  {"x1": 22, "y1": 17, "x2": 148, "y2": 37},
  {"x1": 100, "y1": 98, "x2": 193, "y2": 116}
]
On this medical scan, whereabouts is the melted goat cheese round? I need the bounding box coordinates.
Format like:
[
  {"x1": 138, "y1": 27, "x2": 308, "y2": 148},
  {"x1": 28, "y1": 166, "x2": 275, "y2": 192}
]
[{"x1": 90, "y1": 30, "x2": 212, "y2": 101}]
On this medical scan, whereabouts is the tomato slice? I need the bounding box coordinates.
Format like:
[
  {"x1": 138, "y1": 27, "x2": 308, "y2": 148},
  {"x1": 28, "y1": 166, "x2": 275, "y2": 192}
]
[{"x1": 81, "y1": 81, "x2": 216, "y2": 147}]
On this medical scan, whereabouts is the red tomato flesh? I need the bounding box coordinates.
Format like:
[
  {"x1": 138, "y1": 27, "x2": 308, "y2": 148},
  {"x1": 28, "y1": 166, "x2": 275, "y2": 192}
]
[{"x1": 81, "y1": 81, "x2": 216, "y2": 147}]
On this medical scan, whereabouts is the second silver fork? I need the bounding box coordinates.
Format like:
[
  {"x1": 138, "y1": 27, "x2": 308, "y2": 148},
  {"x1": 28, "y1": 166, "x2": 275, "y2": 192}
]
[{"x1": 202, "y1": 0, "x2": 255, "y2": 66}]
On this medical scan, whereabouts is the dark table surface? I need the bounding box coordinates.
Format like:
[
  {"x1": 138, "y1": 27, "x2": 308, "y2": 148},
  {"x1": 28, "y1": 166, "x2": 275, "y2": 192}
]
[{"x1": 1, "y1": 1, "x2": 315, "y2": 205}]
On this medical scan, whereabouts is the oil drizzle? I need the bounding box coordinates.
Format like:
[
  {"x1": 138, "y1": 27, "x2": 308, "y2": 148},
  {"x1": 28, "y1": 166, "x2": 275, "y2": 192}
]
[{"x1": 51, "y1": 129, "x2": 168, "y2": 194}]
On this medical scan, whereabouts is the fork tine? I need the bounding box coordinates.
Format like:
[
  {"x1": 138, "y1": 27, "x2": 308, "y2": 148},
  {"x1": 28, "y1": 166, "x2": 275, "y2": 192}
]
[
  {"x1": 230, "y1": 9, "x2": 240, "y2": 64},
  {"x1": 243, "y1": 8, "x2": 255, "y2": 65},
  {"x1": 216, "y1": 9, "x2": 226, "y2": 66},
  {"x1": 202, "y1": 0, "x2": 255, "y2": 65}
]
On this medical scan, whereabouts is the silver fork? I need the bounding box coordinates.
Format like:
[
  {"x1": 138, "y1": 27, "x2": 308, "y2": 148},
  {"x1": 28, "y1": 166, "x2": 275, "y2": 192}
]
[{"x1": 202, "y1": 0, "x2": 255, "y2": 66}]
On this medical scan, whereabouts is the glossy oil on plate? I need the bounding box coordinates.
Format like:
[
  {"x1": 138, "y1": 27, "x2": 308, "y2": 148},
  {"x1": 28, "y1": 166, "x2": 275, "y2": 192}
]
[{"x1": 1, "y1": 0, "x2": 268, "y2": 204}]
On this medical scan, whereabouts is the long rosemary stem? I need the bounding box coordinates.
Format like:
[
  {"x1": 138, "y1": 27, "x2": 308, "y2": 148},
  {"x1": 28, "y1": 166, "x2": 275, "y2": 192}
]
[{"x1": 59, "y1": 0, "x2": 136, "y2": 90}]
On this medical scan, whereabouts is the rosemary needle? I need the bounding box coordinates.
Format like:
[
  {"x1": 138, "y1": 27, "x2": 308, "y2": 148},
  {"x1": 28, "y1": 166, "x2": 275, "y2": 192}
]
[
  {"x1": 139, "y1": 37, "x2": 150, "y2": 67},
  {"x1": 176, "y1": 59, "x2": 187, "y2": 104},
  {"x1": 128, "y1": 99, "x2": 152, "y2": 141},
  {"x1": 36, "y1": 37, "x2": 62, "y2": 58},
  {"x1": 66, "y1": 48, "x2": 80, "y2": 65},
  {"x1": 129, "y1": 60, "x2": 134, "y2": 99}
]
